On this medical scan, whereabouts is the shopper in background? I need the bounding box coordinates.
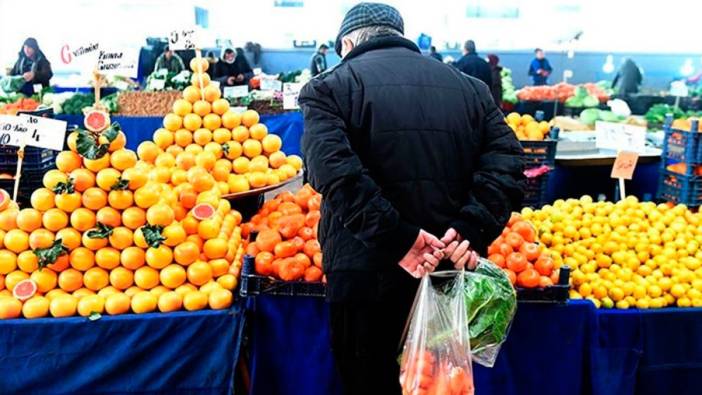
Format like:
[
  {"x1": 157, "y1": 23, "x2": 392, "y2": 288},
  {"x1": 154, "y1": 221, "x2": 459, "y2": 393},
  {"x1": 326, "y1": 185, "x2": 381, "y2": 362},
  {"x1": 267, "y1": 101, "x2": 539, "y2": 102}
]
[
  {"x1": 153, "y1": 46, "x2": 185, "y2": 73},
  {"x1": 453, "y1": 40, "x2": 492, "y2": 87},
  {"x1": 213, "y1": 48, "x2": 253, "y2": 87},
  {"x1": 299, "y1": 3, "x2": 524, "y2": 394},
  {"x1": 487, "y1": 54, "x2": 503, "y2": 108},
  {"x1": 428, "y1": 45, "x2": 443, "y2": 62},
  {"x1": 612, "y1": 58, "x2": 643, "y2": 97},
  {"x1": 310, "y1": 44, "x2": 329, "y2": 76},
  {"x1": 528, "y1": 48, "x2": 552, "y2": 85},
  {"x1": 9, "y1": 37, "x2": 53, "y2": 96}
]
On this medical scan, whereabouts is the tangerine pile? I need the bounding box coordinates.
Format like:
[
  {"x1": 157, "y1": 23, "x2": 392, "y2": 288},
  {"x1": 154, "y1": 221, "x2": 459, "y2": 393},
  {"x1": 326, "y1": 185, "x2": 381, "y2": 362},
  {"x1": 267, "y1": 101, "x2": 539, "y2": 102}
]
[
  {"x1": 505, "y1": 112, "x2": 551, "y2": 141},
  {"x1": 487, "y1": 213, "x2": 559, "y2": 288},
  {"x1": 243, "y1": 184, "x2": 323, "y2": 283},
  {"x1": 151, "y1": 57, "x2": 302, "y2": 195},
  {"x1": 521, "y1": 196, "x2": 702, "y2": 309}
]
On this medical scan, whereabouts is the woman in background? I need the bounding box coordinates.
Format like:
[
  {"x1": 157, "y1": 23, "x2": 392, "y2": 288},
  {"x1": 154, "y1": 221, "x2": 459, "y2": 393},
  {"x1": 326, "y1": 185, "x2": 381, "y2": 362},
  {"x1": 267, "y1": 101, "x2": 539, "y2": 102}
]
[{"x1": 10, "y1": 38, "x2": 53, "y2": 95}]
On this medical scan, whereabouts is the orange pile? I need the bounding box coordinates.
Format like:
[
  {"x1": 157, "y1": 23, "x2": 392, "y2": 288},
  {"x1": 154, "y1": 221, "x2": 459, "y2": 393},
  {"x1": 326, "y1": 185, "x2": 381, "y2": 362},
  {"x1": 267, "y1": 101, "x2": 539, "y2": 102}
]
[
  {"x1": 152, "y1": 57, "x2": 302, "y2": 196},
  {"x1": 487, "y1": 213, "x2": 559, "y2": 288},
  {"x1": 243, "y1": 184, "x2": 323, "y2": 283}
]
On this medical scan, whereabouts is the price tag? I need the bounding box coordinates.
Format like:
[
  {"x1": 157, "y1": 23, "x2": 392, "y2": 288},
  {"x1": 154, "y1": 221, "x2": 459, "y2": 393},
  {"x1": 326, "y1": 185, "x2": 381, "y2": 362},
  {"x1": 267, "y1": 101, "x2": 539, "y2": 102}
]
[
  {"x1": 260, "y1": 79, "x2": 282, "y2": 92},
  {"x1": 283, "y1": 82, "x2": 303, "y2": 110},
  {"x1": 224, "y1": 85, "x2": 249, "y2": 99},
  {"x1": 231, "y1": 106, "x2": 248, "y2": 114},
  {"x1": 611, "y1": 151, "x2": 639, "y2": 180},
  {"x1": 96, "y1": 48, "x2": 139, "y2": 78},
  {"x1": 670, "y1": 81, "x2": 689, "y2": 97},
  {"x1": 113, "y1": 79, "x2": 131, "y2": 91},
  {"x1": 168, "y1": 28, "x2": 199, "y2": 50},
  {"x1": 595, "y1": 121, "x2": 646, "y2": 152},
  {"x1": 210, "y1": 80, "x2": 220, "y2": 89},
  {"x1": 151, "y1": 79, "x2": 166, "y2": 90},
  {"x1": 33, "y1": 84, "x2": 43, "y2": 94},
  {"x1": 0, "y1": 115, "x2": 67, "y2": 151}
]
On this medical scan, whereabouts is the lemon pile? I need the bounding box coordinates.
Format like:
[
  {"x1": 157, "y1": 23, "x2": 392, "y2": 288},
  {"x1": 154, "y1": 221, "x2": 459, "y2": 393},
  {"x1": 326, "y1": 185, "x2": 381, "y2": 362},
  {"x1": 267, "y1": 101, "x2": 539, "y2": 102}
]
[
  {"x1": 522, "y1": 196, "x2": 702, "y2": 309},
  {"x1": 505, "y1": 112, "x2": 551, "y2": 141}
]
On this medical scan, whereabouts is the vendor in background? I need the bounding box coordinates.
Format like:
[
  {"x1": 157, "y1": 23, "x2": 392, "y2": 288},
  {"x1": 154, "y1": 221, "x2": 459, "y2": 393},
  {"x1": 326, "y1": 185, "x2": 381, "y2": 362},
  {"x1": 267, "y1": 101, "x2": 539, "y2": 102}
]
[
  {"x1": 213, "y1": 48, "x2": 253, "y2": 86},
  {"x1": 453, "y1": 40, "x2": 492, "y2": 87},
  {"x1": 612, "y1": 58, "x2": 642, "y2": 97},
  {"x1": 528, "y1": 48, "x2": 552, "y2": 85},
  {"x1": 153, "y1": 46, "x2": 185, "y2": 73},
  {"x1": 428, "y1": 46, "x2": 443, "y2": 62},
  {"x1": 310, "y1": 44, "x2": 329, "y2": 76},
  {"x1": 487, "y1": 54, "x2": 502, "y2": 108},
  {"x1": 9, "y1": 37, "x2": 53, "y2": 96}
]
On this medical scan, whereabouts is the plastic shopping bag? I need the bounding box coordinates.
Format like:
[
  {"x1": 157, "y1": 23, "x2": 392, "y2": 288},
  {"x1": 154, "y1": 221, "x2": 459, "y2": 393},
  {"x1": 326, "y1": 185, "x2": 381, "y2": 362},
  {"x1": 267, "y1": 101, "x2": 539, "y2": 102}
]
[{"x1": 399, "y1": 271, "x2": 475, "y2": 395}]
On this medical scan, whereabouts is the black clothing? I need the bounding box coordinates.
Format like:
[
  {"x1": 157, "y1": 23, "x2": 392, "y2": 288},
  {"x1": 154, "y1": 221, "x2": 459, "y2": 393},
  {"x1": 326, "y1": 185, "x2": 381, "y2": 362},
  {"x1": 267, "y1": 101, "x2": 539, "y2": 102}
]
[
  {"x1": 212, "y1": 49, "x2": 253, "y2": 86},
  {"x1": 490, "y1": 64, "x2": 503, "y2": 108},
  {"x1": 310, "y1": 52, "x2": 328, "y2": 76},
  {"x1": 299, "y1": 35, "x2": 524, "y2": 303},
  {"x1": 429, "y1": 52, "x2": 443, "y2": 62},
  {"x1": 453, "y1": 52, "x2": 493, "y2": 87},
  {"x1": 10, "y1": 40, "x2": 53, "y2": 95},
  {"x1": 612, "y1": 59, "x2": 642, "y2": 97}
]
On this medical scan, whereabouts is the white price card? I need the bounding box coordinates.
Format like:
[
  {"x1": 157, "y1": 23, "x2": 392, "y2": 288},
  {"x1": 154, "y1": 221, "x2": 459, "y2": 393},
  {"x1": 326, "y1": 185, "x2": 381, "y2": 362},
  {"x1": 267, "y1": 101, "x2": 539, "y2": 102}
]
[
  {"x1": 0, "y1": 115, "x2": 67, "y2": 151},
  {"x1": 283, "y1": 83, "x2": 303, "y2": 110},
  {"x1": 168, "y1": 28, "x2": 199, "y2": 50},
  {"x1": 595, "y1": 121, "x2": 646, "y2": 152},
  {"x1": 96, "y1": 48, "x2": 139, "y2": 78},
  {"x1": 224, "y1": 85, "x2": 249, "y2": 99},
  {"x1": 260, "y1": 79, "x2": 282, "y2": 92},
  {"x1": 33, "y1": 84, "x2": 43, "y2": 94},
  {"x1": 151, "y1": 79, "x2": 166, "y2": 90},
  {"x1": 231, "y1": 106, "x2": 248, "y2": 114}
]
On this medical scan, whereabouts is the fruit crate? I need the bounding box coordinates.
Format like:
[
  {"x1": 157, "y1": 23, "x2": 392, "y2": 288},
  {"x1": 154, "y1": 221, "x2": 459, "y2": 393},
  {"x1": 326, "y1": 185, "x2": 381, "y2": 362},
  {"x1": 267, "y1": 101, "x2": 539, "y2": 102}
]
[
  {"x1": 239, "y1": 255, "x2": 326, "y2": 298},
  {"x1": 0, "y1": 146, "x2": 58, "y2": 174},
  {"x1": 656, "y1": 169, "x2": 702, "y2": 207},
  {"x1": 517, "y1": 266, "x2": 571, "y2": 303},
  {"x1": 0, "y1": 170, "x2": 47, "y2": 207},
  {"x1": 521, "y1": 139, "x2": 558, "y2": 169},
  {"x1": 521, "y1": 173, "x2": 550, "y2": 208},
  {"x1": 661, "y1": 120, "x2": 702, "y2": 165}
]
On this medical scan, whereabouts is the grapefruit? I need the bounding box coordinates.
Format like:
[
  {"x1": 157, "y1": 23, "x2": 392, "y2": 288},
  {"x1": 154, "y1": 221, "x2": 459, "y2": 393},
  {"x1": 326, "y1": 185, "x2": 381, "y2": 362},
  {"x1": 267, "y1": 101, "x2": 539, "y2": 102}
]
[
  {"x1": 0, "y1": 189, "x2": 11, "y2": 211},
  {"x1": 192, "y1": 203, "x2": 215, "y2": 220},
  {"x1": 12, "y1": 279, "x2": 37, "y2": 301},
  {"x1": 84, "y1": 110, "x2": 110, "y2": 132}
]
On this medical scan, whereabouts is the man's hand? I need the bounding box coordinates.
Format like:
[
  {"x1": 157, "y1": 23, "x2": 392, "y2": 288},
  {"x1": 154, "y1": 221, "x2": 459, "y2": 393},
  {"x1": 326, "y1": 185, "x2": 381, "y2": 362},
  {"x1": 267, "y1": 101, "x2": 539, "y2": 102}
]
[
  {"x1": 22, "y1": 71, "x2": 34, "y2": 82},
  {"x1": 440, "y1": 228, "x2": 479, "y2": 270},
  {"x1": 227, "y1": 76, "x2": 236, "y2": 85},
  {"x1": 236, "y1": 74, "x2": 244, "y2": 82},
  {"x1": 398, "y1": 230, "x2": 445, "y2": 278}
]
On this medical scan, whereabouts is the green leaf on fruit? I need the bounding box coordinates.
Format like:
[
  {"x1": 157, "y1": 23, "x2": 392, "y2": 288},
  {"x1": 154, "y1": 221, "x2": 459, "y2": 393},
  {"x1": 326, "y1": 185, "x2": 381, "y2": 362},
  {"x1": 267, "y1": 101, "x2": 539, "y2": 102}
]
[
  {"x1": 87, "y1": 223, "x2": 114, "y2": 239},
  {"x1": 111, "y1": 178, "x2": 130, "y2": 191},
  {"x1": 34, "y1": 239, "x2": 68, "y2": 269},
  {"x1": 142, "y1": 224, "x2": 166, "y2": 248},
  {"x1": 52, "y1": 179, "x2": 75, "y2": 194}
]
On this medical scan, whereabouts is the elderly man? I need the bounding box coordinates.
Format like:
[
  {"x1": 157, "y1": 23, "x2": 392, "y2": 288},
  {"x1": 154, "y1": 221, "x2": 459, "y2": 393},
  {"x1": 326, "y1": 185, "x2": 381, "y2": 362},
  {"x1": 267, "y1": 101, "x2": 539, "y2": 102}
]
[{"x1": 299, "y1": 3, "x2": 524, "y2": 393}]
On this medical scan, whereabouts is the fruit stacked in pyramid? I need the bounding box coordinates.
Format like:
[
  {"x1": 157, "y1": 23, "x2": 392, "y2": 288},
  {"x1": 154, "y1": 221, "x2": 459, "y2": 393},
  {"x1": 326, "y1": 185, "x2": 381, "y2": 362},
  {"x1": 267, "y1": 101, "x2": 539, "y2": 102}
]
[{"x1": 0, "y1": 57, "x2": 300, "y2": 319}]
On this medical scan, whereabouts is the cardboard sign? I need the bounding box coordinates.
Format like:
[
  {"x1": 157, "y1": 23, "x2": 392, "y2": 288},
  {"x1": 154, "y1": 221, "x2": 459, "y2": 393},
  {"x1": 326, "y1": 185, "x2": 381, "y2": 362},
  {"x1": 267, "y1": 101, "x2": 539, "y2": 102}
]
[
  {"x1": 168, "y1": 28, "x2": 199, "y2": 50},
  {"x1": 260, "y1": 79, "x2": 283, "y2": 92},
  {"x1": 224, "y1": 85, "x2": 249, "y2": 99},
  {"x1": 0, "y1": 115, "x2": 67, "y2": 151},
  {"x1": 595, "y1": 121, "x2": 646, "y2": 152},
  {"x1": 611, "y1": 151, "x2": 639, "y2": 180},
  {"x1": 283, "y1": 82, "x2": 303, "y2": 110},
  {"x1": 96, "y1": 48, "x2": 139, "y2": 78}
]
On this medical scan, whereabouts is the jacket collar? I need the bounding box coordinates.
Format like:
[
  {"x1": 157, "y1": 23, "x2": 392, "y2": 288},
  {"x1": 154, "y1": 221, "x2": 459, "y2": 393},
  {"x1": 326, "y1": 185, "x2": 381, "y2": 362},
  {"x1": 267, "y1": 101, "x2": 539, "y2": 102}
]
[{"x1": 342, "y1": 35, "x2": 420, "y2": 63}]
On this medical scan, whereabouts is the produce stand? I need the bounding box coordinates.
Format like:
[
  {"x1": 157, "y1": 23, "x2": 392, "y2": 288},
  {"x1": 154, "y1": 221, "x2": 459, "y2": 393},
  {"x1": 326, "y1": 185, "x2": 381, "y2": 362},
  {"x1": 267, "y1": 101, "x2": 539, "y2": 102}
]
[
  {"x1": 55, "y1": 111, "x2": 304, "y2": 155},
  {"x1": 0, "y1": 303, "x2": 245, "y2": 394}
]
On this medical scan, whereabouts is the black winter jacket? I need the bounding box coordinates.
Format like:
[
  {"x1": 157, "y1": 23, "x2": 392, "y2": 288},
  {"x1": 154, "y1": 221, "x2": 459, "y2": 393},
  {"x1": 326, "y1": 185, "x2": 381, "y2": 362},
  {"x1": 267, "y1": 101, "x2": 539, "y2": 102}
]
[
  {"x1": 299, "y1": 36, "x2": 524, "y2": 302},
  {"x1": 454, "y1": 53, "x2": 493, "y2": 87}
]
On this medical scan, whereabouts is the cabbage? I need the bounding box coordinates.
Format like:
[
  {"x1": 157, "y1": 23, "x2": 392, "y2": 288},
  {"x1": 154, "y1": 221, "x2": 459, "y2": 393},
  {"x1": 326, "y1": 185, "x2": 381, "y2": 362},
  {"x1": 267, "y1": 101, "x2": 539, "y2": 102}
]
[
  {"x1": 583, "y1": 95, "x2": 600, "y2": 108},
  {"x1": 580, "y1": 108, "x2": 601, "y2": 125}
]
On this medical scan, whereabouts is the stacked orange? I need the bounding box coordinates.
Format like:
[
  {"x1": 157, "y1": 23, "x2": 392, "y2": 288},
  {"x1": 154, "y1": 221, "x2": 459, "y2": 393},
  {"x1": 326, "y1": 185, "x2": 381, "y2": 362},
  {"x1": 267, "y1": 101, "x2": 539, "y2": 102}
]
[
  {"x1": 152, "y1": 58, "x2": 303, "y2": 196},
  {"x1": 0, "y1": 61, "x2": 261, "y2": 320},
  {"x1": 486, "y1": 213, "x2": 559, "y2": 288},
  {"x1": 243, "y1": 184, "x2": 323, "y2": 283}
]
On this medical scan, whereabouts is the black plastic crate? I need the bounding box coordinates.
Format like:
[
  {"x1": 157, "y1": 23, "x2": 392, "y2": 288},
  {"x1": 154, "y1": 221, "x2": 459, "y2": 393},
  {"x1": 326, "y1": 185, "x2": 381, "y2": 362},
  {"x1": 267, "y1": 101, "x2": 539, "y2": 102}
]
[
  {"x1": 0, "y1": 170, "x2": 46, "y2": 207},
  {"x1": 521, "y1": 139, "x2": 558, "y2": 169},
  {"x1": 656, "y1": 169, "x2": 702, "y2": 207},
  {"x1": 517, "y1": 266, "x2": 571, "y2": 303},
  {"x1": 661, "y1": 125, "x2": 702, "y2": 165},
  {"x1": 521, "y1": 173, "x2": 550, "y2": 208},
  {"x1": 239, "y1": 255, "x2": 326, "y2": 298},
  {"x1": 0, "y1": 146, "x2": 58, "y2": 173}
]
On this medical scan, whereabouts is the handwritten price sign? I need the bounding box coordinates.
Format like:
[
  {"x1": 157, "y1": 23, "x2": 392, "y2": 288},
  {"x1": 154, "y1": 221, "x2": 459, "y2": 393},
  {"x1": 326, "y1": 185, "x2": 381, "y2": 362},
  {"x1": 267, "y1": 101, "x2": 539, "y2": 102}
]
[
  {"x1": 611, "y1": 151, "x2": 639, "y2": 180},
  {"x1": 0, "y1": 115, "x2": 67, "y2": 151},
  {"x1": 169, "y1": 29, "x2": 199, "y2": 50}
]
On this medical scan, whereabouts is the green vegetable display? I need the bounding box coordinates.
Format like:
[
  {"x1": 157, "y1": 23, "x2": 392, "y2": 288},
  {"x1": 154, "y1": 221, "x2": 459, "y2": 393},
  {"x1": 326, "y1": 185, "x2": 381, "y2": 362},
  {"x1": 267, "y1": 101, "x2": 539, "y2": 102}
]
[
  {"x1": 501, "y1": 68, "x2": 518, "y2": 105},
  {"x1": 0, "y1": 76, "x2": 26, "y2": 93},
  {"x1": 565, "y1": 85, "x2": 600, "y2": 108},
  {"x1": 61, "y1": 93, "x2": 96, "y2": 115},
  {"x1": 440, "y1": 260, "x2": 517, "y2": 367},
  {"x1": 100, "y1": 93, "x2": 119, "y2": 113},
  {"x1": 644, "y1": 104, "x2": 702, "y2": 126}
]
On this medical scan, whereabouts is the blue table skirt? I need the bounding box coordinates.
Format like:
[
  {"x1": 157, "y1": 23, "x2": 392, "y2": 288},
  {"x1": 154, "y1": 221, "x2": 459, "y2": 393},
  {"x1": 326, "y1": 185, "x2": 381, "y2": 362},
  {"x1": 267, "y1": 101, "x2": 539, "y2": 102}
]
[
  {"x1": 0, "y1": 305, "x2": 245, "y2": 395},
  {"x1": 247, "y1": 297, "x2": 702, "y2": 395},
  {"x1": 56, "y1": 112, "x2": 304, "y2": 156}
]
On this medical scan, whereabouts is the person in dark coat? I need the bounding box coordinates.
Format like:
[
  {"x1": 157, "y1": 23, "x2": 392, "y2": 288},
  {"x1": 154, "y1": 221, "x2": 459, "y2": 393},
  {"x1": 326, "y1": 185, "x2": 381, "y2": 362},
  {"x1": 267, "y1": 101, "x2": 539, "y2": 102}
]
[
  {"x1": 453, "y1": 40, "x2": 492, "y2": 87},
  {"x1": 310, "y1": 44, "x2": 329, "y2": 76},
  {"x1": 612, "y1": 58, "x2": 642, "y2": 97},
  {"x1": 9, "y1": 38, "x2": 53, "y2": 96},
  {"x1": 428, "y1": 45, "x2": 443, "y2": 62},
  {"x1": 153, "y1": 46, "x2": 185, "y2": 73},
  {"x1": 488, "y1": 54, "x2": 503, "y2": 108},
  {"x1": 299, "y1": 3, "x2": 524, "y2": 394},
  {"x1": 528, "y1": 48, "x2": 552, "y2": 85},
  {"x1": 212, "y1": 48, "x2": 253, "y2": 86}
]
